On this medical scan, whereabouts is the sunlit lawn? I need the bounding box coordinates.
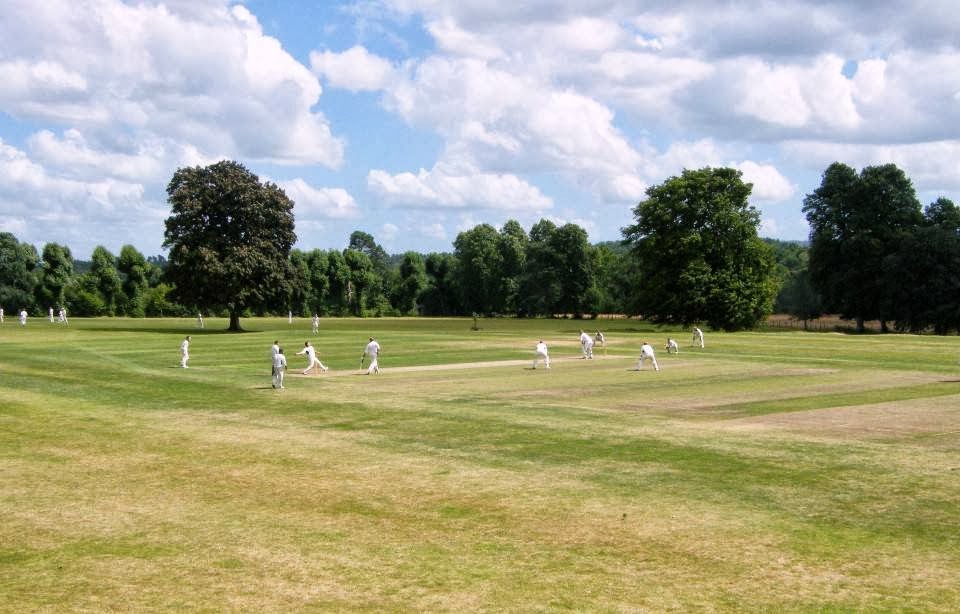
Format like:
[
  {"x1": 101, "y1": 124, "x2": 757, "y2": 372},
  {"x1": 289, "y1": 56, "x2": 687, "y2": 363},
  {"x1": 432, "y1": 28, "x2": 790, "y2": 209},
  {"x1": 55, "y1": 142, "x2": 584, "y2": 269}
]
[{"x1": 2, "y1": 316, "x2": 959, "y2": 611}]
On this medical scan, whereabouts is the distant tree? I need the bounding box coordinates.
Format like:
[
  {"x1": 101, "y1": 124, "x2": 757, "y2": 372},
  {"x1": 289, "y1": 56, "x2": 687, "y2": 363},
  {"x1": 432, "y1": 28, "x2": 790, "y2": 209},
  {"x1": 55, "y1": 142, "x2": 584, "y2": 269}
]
[
  {"x1": 392, "y1": 251, "x2": 427, "y2": 315},
  {"x1": 346, "y1": 231, "x2": 388, "y2": 313},
  {"x1": 305, "y1": 249, "x2": 331, "y2": 315},
  {"x1": 36, "y1": 242, "x2": 74, "y2": 310},
  {"x1": 519, "y1": 220, "x2": 596, "y2": 317},
  {"x1": 454, "y1": 223, "x2": 505, "y2": 315},
  {"x1": 775, "y1": 269, "x2": 822, "y2": 328},
  {"x1": 421, "y1": 253, "x2": 460, "y2": 316},
  {"x1": 287, "y1": 249, "x2": 311, "y2": 316},
  {"x1": 117, "y1": 244, "x2": 151, "y2": 316},
  {"x1": 163, "y1": 161, "x2": 296, "y2": 331},
  {"x1": 324, "y1": 250, "x2": 351, "y2": 315},
  {"x1": 803, "y1": 162, "x2": 923, "y2": 332},
  {"x1": 519, "y1": 220, "x2": 562, "y2": 316},
  {"x1": 0, "y1": 232, "x2": 39, "y2": 312},
  {"x1": 348, "y1": 230, "x2": 389, "y2": 272},
  {"x1": 884, "y1": 198, "x2": 960, "y2": 334},
  {"x1": 88, "y1": 246, "x2": 123, "y2": 316},
  {"x1": 623, "y1": 167, "x2": 778, "y2": 330},
  {"x1": 343, "y1": 249, "x2": 377, "y2": 316},
  {"x1": 498, "y1": 220, "x2": 528, "y2": 314}
]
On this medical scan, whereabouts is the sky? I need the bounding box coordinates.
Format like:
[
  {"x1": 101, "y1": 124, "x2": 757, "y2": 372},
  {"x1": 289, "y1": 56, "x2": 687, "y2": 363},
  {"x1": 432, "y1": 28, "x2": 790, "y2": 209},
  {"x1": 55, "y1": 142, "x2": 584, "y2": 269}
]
[{"x1": 1, "y1": 0, "x2": 958, "y2": 259}]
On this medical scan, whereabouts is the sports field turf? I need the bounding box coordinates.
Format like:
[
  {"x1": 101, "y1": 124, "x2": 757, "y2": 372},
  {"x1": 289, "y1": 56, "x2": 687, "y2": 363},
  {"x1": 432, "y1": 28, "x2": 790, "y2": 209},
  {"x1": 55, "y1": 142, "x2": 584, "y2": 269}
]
[{"x1": 2, "y1": 317, "x2": 959, "y2": 611}]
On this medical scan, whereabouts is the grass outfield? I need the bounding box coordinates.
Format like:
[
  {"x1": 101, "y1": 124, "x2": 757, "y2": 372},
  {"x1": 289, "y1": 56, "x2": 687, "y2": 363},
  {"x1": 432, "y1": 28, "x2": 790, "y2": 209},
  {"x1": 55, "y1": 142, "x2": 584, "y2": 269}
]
[{"x1": 2, "y1": 316, "x2": 959, "y2": 611}]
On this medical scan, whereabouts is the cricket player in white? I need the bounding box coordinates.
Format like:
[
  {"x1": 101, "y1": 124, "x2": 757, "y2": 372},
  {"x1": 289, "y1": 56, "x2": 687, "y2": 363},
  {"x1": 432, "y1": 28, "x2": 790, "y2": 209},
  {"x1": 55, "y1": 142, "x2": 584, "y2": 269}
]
[
  {"x1": 665, "y1": 338, "x2": 679, "y2": 354},
  {"x1": 19, "y1": 309, "x2": 27, "y2": 326},
  {"x1": 579, "y1": 330, "x2": 594, "y2": 359},
  {"x1": 58, "y1": 308, "x2": 67, "y2": 325},
  {"x1": 362, "y1": 337, "x2": 381, "y2": 374},
  {"x1": 197, "y1": 312, "x2": 204, "y2": 328},
  {"x1": 296, "y1": 341, "x2": 328, "y2": 374},
  {"x1": 0, "y1": 306, "x2": 4, "y2": 323},
  {"x1": 637, "y1": 341, "x2": 661, "y2": 372},
  {"x1": 533, "y1": 339, "x2": 550, "y2": 369},
  {"x1": 49, "y1": 307, "x2": 54, "y2": 323},
  {"x1": 180, "y1": 336, "x2": 191, "y2": 368},
  {"x1": 272, "y1": 348, "x2": 287, "y2": 389},
  {"x1": 311, "y1": 314, "x2": 319, "y2": 335},
  {"x1": 692, "y1": 327, "x2": 705, "y2": 348}
]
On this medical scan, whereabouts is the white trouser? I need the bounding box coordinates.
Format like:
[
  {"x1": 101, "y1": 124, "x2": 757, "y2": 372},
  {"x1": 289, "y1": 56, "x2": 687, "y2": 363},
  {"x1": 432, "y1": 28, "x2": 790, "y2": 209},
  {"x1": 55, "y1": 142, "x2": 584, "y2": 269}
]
[
  {"x1": 366, "y1": 357, "x2": 379, "y2": 374},
  {"x1": 533, "y1": 351, "x2": 550, "y2": 369},
  {"x1": 637, "y1": 354, "x2": 660, "y2": 371},
  {"x1": 582, "y1": 340, "x2": 594, "y2": 358}
]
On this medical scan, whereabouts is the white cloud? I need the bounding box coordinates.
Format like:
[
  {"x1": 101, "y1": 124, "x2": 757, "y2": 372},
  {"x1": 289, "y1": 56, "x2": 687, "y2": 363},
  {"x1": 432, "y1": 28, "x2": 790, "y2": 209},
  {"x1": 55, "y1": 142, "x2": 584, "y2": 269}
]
[
  {"x1": 420, "y1": 222, "x2": 448, "y2": 241},
  {"x1": 784, "y1": 140, "x2": 960, "y2": 192},
  {"x1": 0, "y1": 0, "x2": 344, "y2": 168},
  {"x1": 379, "y1": 222, "x2": 400, "y2": 241},
  {"x1": 736, "y1": 161, "x2": 797, "y2": 202},
  {"x1": 310, "y1": 45, "x2": 397, "y2": 91},
  {"x1": 279, "y1": 178, "x2": 359, "y2": 220},
  {"x1": 368, "y1": 163, "x2": 553, "y2": 211},
  {"x1": 0, "y1": 137, "x2": 164, "y2": 255}
]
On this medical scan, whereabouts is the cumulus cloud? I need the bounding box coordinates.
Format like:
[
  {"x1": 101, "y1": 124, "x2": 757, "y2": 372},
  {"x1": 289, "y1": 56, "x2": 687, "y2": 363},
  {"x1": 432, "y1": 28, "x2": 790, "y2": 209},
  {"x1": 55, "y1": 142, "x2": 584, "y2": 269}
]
[
  {"x1": 783, "y1": 140, "x2": 960, "y2": 192},
  {"x1": 279, "y1": 178, "x2": 359, "y2": 220},
  {"x1": 368, "y1": 162, "x2": 553, "y2": 211},
  {"x1": 0, "y1": 0, "x2": 344, "y2": 168},
  {"x1": 736, "y1": 161, "x2": 797, "y2": 202},
  {"x1": 310, "y1": 45, "x2": 397, "y2": 91},
  {"x1": 0, "y1": 137, "x2": 164, "y2": 255}
]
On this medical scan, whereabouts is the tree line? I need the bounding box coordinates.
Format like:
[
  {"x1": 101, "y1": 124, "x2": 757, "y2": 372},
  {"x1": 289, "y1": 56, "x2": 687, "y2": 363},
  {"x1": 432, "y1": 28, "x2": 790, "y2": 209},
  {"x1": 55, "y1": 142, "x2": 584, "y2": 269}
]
[{"x1": 2, "y1": 160, "x2": 957, "y2": 333}]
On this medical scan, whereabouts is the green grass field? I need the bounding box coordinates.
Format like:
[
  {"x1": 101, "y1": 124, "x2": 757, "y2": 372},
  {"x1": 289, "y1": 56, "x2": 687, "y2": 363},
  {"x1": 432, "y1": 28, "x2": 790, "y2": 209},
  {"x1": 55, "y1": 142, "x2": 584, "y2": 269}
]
[{"x1": 2, "y1": 316, "x2": 959, "y2": 611}]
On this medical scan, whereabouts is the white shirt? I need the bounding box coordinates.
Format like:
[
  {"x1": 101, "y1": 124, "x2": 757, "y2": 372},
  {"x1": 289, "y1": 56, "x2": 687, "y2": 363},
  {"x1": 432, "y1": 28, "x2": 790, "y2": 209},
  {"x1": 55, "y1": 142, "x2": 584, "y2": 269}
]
[
  {"x1": 579, "y1": 332, "x2": 591, "y2": 345},
  {"x1": 640, "y1": 343, "x2": 655, "y2": 357},
  {"x1": 180, "y1": 339, "x2": 190, "y2": 354},
  {"x1": 364, "y1": 340, "x2": 381, "y2": 358},
  {"x1": 271, "y1": 343, "x2": 280, "y2": 358},
  {"x1": 297, "y1": 345, "x2": 315, "y2": 359},
  {"x1": 273, "y1": 353, "x2": 287, "y2": 369},
  {"x1": 536, "y1": 341, "x2": 548, "y2": 355}
]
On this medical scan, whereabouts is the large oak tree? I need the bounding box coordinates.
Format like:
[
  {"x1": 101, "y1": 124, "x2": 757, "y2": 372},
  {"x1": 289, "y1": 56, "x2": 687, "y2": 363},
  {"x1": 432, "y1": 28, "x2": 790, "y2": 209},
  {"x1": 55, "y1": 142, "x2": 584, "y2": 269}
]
[
  {"x1": 163, "y1": 161, "x2": 296, "y2": 331},
  {"x1": 622, "y1": 167, "x2": 778, "y2": 331},
  {"x1": 803, "y1": 162, "x2": 923, "y2": 332}
]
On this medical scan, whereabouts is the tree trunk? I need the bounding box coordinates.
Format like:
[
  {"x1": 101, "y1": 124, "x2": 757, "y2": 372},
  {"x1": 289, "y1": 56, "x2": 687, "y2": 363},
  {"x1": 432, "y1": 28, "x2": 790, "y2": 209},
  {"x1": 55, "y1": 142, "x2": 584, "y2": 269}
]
[
  {"x1": 856, "y1": 316, "x2": 865, "y2": 333},
  {"x1": 229, "y1": 308, "x2": 242, "y2": 332}
]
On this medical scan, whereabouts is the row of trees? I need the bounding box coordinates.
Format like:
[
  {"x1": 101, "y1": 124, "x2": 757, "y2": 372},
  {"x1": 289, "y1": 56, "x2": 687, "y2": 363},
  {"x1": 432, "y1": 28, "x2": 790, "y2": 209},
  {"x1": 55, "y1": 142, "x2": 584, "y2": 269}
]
[
  {"x1": 801, "y1": 162, "x2": 960, "y2": 334},
  {"x1": 0, "y1": 236, "x2": 176, "y2": 318},
  {"x1": 3, "y1": 160, "x2": 957, "y2": 333}
]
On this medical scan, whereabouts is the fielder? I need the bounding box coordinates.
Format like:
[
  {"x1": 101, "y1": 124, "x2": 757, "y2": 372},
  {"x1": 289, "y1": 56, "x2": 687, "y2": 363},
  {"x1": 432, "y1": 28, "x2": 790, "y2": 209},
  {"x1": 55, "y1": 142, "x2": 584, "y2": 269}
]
[
  {"x1": 637, "y1": 341, "x2": 661, "y2": 372},
  {"x1": 533, "y1": 339, "x2": 550, "y2": 369},
  {"x1": 362, "y1": 337, "x2": 381, "y2": 374},
  {"x1": 197, "y1": 312, "x2": 204, "y2": 328},
  {"x1": 180, "y1": 335, "x2": 191, "y2": 368},
  {"x1": 665, "y1": 338, "x2": 679, "y2": 354},
  {"x1": 272, "y1": 348, "x2": 287, "y2": 389},
  {"x1": 311, "y1": 314, "x2": 319, "y2": 335},
  {"x1": 49, "y1": 307, "x2": 54, "y2": 323},
  {"x1": 296, "y1": 341, "x2": 328, "y2": 375},
  {"x1": 692, "y1": 326, "x2": 705, "y2": 349},
  {"x1": 19, "y1": 309, "x2": 27, "y2": 326},
  {"x1": 579, "y1": 330, "x2": 594, "y2": 359},
  {"x1": 58, "y1": 308, "x2": 68, "y2": 325}
]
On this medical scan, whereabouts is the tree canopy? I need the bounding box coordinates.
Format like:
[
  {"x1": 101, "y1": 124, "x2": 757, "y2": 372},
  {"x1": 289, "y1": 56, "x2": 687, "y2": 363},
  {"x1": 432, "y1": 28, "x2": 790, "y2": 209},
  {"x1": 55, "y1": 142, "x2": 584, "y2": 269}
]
[
  {"x1": 803, "y1": 162, "x2": 923, "y2": 332},
  {"x1": 622, "y1": 167, "x2": 778, "y2": 331},
  {"x1": 163, "y1": 160, "x2": 297, "y2": 331}
]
